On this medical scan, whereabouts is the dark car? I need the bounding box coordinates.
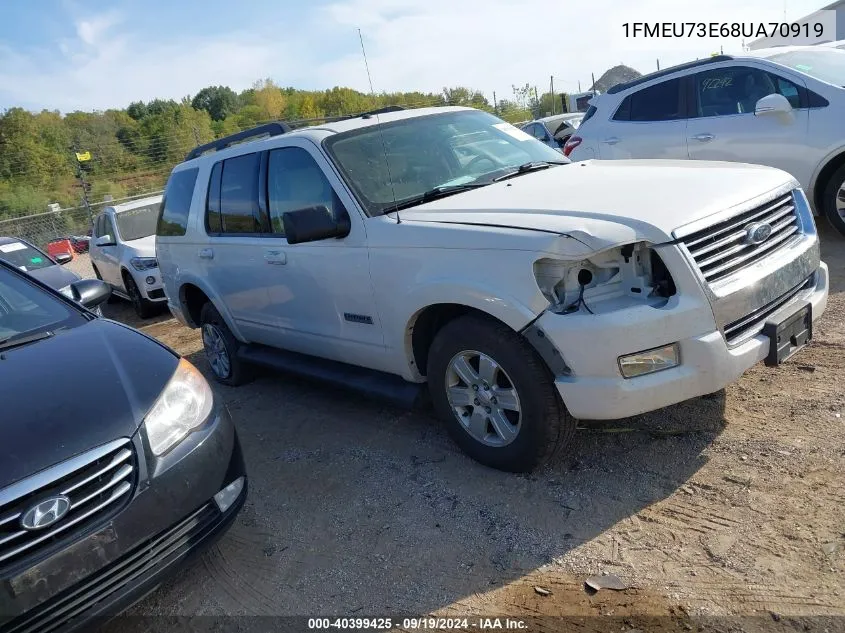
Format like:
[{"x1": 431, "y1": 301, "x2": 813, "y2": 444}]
[
  {"x1": 0, "y1": 237, "x2": 81, "y2": 296},
  {"x1": 0, "y1": 259, "x2": 247, "y2": 633}
]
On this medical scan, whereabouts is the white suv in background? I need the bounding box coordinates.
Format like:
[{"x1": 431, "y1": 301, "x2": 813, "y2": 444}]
[
  {"x1": 90, "y1": 195, "x2": 166, "y2": 318},
  {"x1": 566, "y1": 47, "x2": 845, "y2": 236},
  {"x1": 156, "y1": 107, "x2": 827, "y2": 473}
]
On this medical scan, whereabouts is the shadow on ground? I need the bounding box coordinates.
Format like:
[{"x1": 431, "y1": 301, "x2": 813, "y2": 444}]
[{"x1": 105, "y1": 344, "x2": 727, "y2": 623}]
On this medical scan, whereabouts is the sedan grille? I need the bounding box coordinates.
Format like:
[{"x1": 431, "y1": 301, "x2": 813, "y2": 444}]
[
  {"x1": 680, "y1": 192, "x2": 800, "y2": 284},
  {"x1": 0, "y1": 439, "x2": 136, "y2": 569}
]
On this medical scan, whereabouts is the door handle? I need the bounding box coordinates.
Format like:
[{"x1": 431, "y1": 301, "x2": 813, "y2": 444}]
[
  {"x1": 198, "y1": 248, "x2": 214, "y2": 259},
  {"x1": 602, "y1": 137, "x2": 620, "y2": 145},
  {"x1": 264, "y1": 250, "x2": 287, "y2": 265},
  {"x1": 691, "y1": 133, "x2": 715, "y2": 142}
]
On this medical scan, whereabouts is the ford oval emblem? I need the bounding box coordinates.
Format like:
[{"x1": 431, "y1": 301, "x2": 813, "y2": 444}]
[
  {"x1": 20, "y1": 495, "x2": 71, "y2": 531},
  {"x1": 744, "y1": 222, "x2": 773, "y2": 245}
]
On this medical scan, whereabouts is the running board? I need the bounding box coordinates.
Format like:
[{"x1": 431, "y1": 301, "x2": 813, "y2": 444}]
[{"x1": 237, "y1": 344, "x2": 427, "y2": 409}]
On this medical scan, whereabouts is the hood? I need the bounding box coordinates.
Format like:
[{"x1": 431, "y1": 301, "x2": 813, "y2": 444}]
[
  {"x1": 122, "y1": 234, "x2": 157, "y2": 257},
  {"x1": 0, "y1": 319, "x2": 178, "y2": 489},
  {"x1": 27, "y1": 264, "x2": 81, "y2": 291},
  {"x1": 398, "y1": 159, "x2": 797, "y2": 246}
]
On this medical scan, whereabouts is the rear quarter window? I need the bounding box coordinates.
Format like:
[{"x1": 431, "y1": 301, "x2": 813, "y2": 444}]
[{"x1": 157, "y1": 168, "x2": 199, "y2": 237}]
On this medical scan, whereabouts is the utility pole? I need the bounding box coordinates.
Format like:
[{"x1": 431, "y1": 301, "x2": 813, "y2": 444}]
[
  {"x1": 657, "y1": 58, "x2": 660, "y2": 70},
  {"x1": 533, "y1": 86, "x2": 539, "y2": 118},
  {"x1": 578, "y1": 80, "x2": 581, "y2": 92},
  {"x1": 73, "y1": 147, "x2": 93, "y2": 223},
  {"x1": 550, "y1": 76, "x2": 555, "y2": 115},
  {"x1": 591, "y1": 73, "x2": 596, "y2": 94},
  {"x1": 493, "y1": 90, "x2": 498, "y2": 115}
]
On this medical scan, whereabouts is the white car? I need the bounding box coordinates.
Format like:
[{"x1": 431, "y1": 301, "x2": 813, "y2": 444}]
[
  {"x1": 89, "y1": 196, "x2": 166, "y2": 318},
  {"x1": 566, "y1": 47, "x2": 845, "y2": 236},
  {"x1": 156, "y1": 107, "x2": 828, "y2": 472}
]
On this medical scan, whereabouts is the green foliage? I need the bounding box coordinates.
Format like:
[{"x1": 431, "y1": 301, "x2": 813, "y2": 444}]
[{"x1": 0, "y1": 83, "x2": 477, "y2": 220}]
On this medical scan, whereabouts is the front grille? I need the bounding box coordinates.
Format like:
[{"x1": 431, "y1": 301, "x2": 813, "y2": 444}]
[
  {"x1": 680, "y1": 192, "x2": 800, "y2": 284},
  {"x1": 2, "y1": 504, "x2": 219, "y2": 633},
  {"x1": 0, "y1": 439, "x2": 136, "y2": 569},
  {"x1": 723, "y1": 275, "x2": 813, "y2": 345}
]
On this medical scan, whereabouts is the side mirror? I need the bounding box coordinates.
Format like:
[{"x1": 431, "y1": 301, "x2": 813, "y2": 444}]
[
  {"x1": 54, "y1": 253, "x2": 72, "y2": 265},
  {"x1": 69, "y1": 278, "x2": 112, "y2": 309},
  {"x1": 282, "y1": 205, "x2": 351, "y2": 245},
  {"x1": 94, "y1": 235, "x2": 115, "y2": 247},
  {"x1": 755, "y1": 93, "x2": 793, "y2": 117}
]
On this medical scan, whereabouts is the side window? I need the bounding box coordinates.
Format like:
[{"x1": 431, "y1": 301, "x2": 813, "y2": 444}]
[
  {"x1": 770, "y1": 74, "x2": 801, "y2": 109},
  {"x1": 219, "y1": 153, "x2": 262, "y2": 234},
  {"x1": 694, "y1": 67, "x2": 791, "y2": 117},
  {"x1": 157, "y1": 168, "x2": 198, "y2": 237},
  {"x1": 267, "y1": 147, "x2": 345, "y2": 236},
  {"x1": 205, "y1": 162, "x2": 223, "y2": 234},
  {"x1": 626, "y1": 78, "x2": 683, "y2": 121},
  {"x1": 94, "y1": 215, "x2": 103, "y2": 237},
  {"x1": 533, "y1": 124, "x2": 549, "y2": 140},
  {"x1": 105, "y1": 216, "x2": 116, "y2": 240}
]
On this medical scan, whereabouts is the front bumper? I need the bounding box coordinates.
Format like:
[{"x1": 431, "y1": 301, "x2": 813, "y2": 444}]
[
  {"x1": 132, "y1": 270, "x2": 166, "y2": 303},
  {"x1": 0, "y1": 404, "x2": 247, "y2": 633},
  {"x1": 539, "y1": 262, "x2": 828, "y2": 420}
]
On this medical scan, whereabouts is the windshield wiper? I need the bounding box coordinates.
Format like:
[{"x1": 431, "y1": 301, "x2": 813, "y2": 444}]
[
  {"x1": 492, "y1": 161, "x2": 567, "y2": 182},
  {"x1": 0, "y1": 330, "x2": 54, "y2": 351},
  {"x1": 384, "y1": 183, "x2": 489, "y2": 214}
]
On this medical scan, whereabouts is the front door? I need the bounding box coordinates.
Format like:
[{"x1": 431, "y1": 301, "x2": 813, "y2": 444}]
[
  {"x1": 256, "y1": 141, "x2": 386, "y2": 369},
  {"x1": 686, "y1": 65, "x2": 810, "y2": 184}
]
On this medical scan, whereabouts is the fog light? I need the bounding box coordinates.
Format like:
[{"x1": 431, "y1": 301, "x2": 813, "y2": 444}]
[
  {"x1": 618, "y1": 344, "x2": 679, "y2": 378},
  {"x1": 213, "y1": 476, "x2": 245, "y2": 513},
  {"x1": 146, "y1": 276, "x2": 155, "y2": 285}
]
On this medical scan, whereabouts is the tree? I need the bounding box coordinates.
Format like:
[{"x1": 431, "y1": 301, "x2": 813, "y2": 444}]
[
  {"x1": 442, "y1": 87, "x2": 490, "y2": 109},
  {"x1": 192, "y1": 86, "x2": 240, "y2": 121},
  {"x1": 252, "y1": 79, "x2": 286, "y2": 121},
  {"x1": 126, "y1": 101, "x2": 147, "y2": 120}
]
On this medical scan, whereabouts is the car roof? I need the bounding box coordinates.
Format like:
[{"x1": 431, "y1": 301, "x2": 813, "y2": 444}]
[
  {"x1": 108, "y1": 195, "x2": 163, "y2": 213},
  {"x1": 0, "y1": 236, "x2": 31, "y2": 246},
  {"x1": 175, "y1": 106, "x2": 475, "y2": 170}
]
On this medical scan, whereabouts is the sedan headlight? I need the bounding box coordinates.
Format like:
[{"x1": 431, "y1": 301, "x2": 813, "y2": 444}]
[
  {"x1": 144, "y1": 358, "x2": 214, "y2": 456},
  {"x1": 130, "y1": 257, "x2": 158, "y2": 271}
]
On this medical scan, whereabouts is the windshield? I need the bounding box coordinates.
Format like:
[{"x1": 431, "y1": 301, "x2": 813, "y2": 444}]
[
  {"x1": 767, "y1": 49, "x2": 845, "y2": 86},
  {"x1": 0, "y1": 264, "x2": 84, "y2": 342},
  {"x1": 115, "y1": 203, "x2": 161, "y2": 241},
  {"x1": 0, "y1": 241, "x2": 55, "y2": 272},
  {"x1": 324, "y1": 110, "x2": 567, "y2": 215}
]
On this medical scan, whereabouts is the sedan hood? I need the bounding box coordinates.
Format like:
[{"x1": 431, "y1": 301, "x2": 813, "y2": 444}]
[
  {"x1": 27, "y1": 264, "x2": 81, "y2": 292},
  {"x1": 398, "y1": 159, "x2": 797, "y2": 246},
  {"x1": 0, "y1": 319, "x2": 178, "y2": 489}
]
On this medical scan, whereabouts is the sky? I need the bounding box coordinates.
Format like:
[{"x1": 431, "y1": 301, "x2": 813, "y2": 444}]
[{"x1": 0, "y1": 0, "x2": 831, "y2": 113}]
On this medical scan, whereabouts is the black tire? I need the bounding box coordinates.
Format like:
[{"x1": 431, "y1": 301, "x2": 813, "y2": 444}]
[
  {"x1": 822, "y1": 164, "x2": 845, "y2": 237},
  {"x1": 427, "y1": 314, "x2": 575, "y2": 473},
  {"x1": 199, "y1": 302, "x2": 253, "y2": 386},
  {"x1": 123, "y1": 273, "x2": 155, "y2": 319}
]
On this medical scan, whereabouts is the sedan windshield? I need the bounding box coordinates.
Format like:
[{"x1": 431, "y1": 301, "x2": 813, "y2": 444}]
[
  {"x1": 0, "y1": 264, "x2": 84, "y2": 344},
  {"x1": 0, "y1": 241, "x2": 55, "y2": 272},
  {"x1": 767, "y1": 49, "x2": 845, "y2": 86},
  {"x1": 115, "y1": 204, "x2": 160, "y2": 241},
  {"x1": 324, "y1": 110, "x2": 568, "y2": 215}
]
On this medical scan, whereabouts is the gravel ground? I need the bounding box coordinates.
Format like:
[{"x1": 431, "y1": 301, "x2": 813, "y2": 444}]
[{"x1": 79, "y1": 225, "x2": 844, "y2": 631}]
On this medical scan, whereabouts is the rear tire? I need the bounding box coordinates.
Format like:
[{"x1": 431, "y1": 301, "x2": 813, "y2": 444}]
[
  {"x1": 124, "y1": 273, "x2": 155, "y2": 319},
  {"x1": 822, "y1": 163, "x2": 845, "y2": 237},
  {"x1": 427, "y1": 314, "x2": 575, "y2": 473},
  {"x1": 200, "y1": 303, "x2": 253, "y2": 386}
]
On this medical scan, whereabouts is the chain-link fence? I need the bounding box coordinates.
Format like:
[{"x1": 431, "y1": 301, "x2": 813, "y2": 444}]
[{"x1": 0, "y1": 191, "x2": 163, "y2": 251}]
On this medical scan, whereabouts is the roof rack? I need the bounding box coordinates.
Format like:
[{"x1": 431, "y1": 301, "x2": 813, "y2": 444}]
[
  {"x1": 183, "y1": 105, "x2": 409, "y2": 161},
  {"x1": 184, "y1": 121, "x2": 291, "y2": 161},
  {"x1": 606, "y1": 55, "x2": 734, "y2": 94}
]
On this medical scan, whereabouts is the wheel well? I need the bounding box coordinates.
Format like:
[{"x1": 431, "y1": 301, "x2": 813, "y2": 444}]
[
  {"x1": 814, "y1": 152, "x2": 845, "y2": 212},
  {"x1": 180, "y1": 283, "x2": 210, "y2": 328},
  {"x1": 410, "y1": 304, "x2": 505, "y2": 377}
]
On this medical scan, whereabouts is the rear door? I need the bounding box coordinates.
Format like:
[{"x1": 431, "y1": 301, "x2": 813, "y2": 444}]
[
  {"x1": 599, "y1": 77, "x2": 689, "y2": 160},
  {"x1": 685, "y1": 64, "x2": 810, "y2": 184}
]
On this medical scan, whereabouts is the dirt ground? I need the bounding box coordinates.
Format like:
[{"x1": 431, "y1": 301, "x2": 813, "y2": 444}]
[{"x1": 83, "y1": 225, "x2": 844, "y2": 632}]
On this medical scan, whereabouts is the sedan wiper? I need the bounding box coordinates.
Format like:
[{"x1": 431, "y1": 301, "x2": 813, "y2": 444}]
[
  {"x1": 0, "y1": 330, "x2": 54, "y2": 351},
  {"x1": 384, "y1": 183, "x2": 489, "y2": 213},
  {"x1": 492, "y1": 161, "x2": 567, "y2": 182}
]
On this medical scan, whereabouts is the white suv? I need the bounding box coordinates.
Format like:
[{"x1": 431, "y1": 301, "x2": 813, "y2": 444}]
[
  {"x1": 566, "y1": 47, "x2": 845, "y2": 236},
  {"x1": 156, "y1": 107, "x2": 828, "y2": 472},
  {"x1": 90, "y1": 195, "x2": 166, "y2": 318}
]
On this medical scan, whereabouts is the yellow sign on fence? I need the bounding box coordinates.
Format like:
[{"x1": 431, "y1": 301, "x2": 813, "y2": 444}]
[{"x1": 75, "y1": 151, "x2": 91, "y2": 162}]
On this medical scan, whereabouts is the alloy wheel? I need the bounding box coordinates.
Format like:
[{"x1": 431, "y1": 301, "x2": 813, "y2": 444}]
[{"x1": 202, "y1": 324, "x2": 231, "y2": 379}]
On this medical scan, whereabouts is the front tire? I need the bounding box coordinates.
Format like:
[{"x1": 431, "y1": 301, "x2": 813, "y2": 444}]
[
  {"x1": 200, "y1": 303, "x2": 253, "y2": 386},
  {"x1": 124, "y1": 273, "x2": 155, "y2": 319},
  {"x1": 822, "y1": 163, "x2": 845, "y2": 237},
  {"x1": 427, "y1": 314, "x2": 575, "y2": 473}
]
